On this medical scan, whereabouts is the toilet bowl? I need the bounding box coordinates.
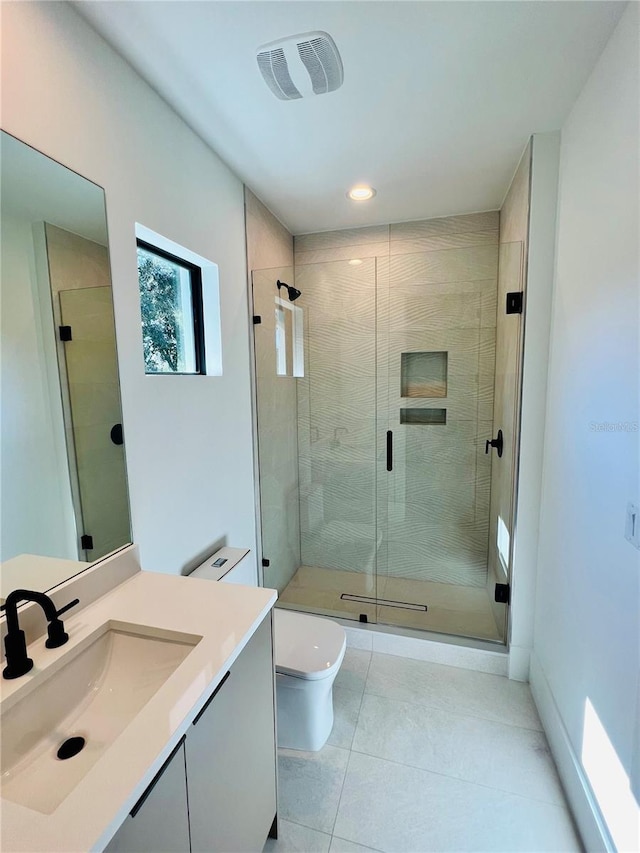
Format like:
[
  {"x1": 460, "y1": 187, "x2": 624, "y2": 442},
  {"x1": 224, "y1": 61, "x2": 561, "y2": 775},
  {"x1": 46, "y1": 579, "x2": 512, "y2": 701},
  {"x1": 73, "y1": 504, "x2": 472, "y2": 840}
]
[
  {"x1": 273, "y1": 608, "x2": 346, "y2": 751},
  {"x1": 187, "y1": 556, "x2": 346, "y2": 752}
]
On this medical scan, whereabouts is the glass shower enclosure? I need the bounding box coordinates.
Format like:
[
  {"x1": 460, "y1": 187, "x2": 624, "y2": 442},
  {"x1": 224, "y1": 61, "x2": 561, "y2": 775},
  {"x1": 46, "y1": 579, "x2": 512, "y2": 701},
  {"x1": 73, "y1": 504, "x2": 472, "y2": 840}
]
[{"x1": 252, "y1": 237, "x2": 524, "y2": 644}]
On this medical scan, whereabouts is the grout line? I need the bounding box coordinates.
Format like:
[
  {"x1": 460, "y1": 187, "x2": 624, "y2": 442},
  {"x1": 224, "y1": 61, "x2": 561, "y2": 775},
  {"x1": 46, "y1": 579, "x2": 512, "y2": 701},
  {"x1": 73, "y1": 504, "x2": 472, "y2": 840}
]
[
  {"x1": 329, "y1": 746, "x2": 353, "y2": 839},
  {"x1": 362, "y1": 647, "x2": 374, "y2": 690},
  {"x1": 368, "y1": 647, "x2": 509, "y2": 677},
  {"x1": 330, "y1": 651, "x2": 371, "y2": 837},
  {"x1": 276, "y1": 816, "x2": 332, "y2": 840},
  {"x1": 347, "y1": 748, "x2": 567, "y2": 811},
  {"x1": 362, "y1": 682, "x2": 544, "y2": 734},
  {"x1": 331, "y1": 836, "x2": 385, "y2": 853},
  {"x1": 363, "y1": 656, "x2": 544, "y2": 734},
  {"x1": 348, "y1": 650, "x2": 372, "y2": 751}
]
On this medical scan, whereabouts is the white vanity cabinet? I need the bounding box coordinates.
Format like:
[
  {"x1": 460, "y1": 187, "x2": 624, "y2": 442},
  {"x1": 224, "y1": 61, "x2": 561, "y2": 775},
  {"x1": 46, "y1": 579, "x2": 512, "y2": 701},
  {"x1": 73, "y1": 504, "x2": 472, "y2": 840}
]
[
  {"x1": 187, "y1": 614, "x2": 276, "y2": 852},
  {"x1": 104, "y1": 741, "x2": 190, "y2": 853},
  {"x1": 104, "y1": 612, "x2": 277, "y2": 853}
]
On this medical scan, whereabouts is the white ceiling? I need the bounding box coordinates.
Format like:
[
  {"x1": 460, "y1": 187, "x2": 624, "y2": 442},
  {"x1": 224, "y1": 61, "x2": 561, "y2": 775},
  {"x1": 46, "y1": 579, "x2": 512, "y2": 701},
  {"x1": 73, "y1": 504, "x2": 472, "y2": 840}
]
[{"x1": 75, "y1": 1, "x2": 624, "y2": 235}]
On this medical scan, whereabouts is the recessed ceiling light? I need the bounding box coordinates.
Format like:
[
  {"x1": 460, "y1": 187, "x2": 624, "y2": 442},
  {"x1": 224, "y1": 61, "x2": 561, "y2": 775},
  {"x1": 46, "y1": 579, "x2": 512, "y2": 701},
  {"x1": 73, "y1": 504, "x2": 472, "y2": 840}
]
[
  {"x1": 347, "y1": 185, "x2": 376, "y2": 201},
  {"x1": 348, "y1": 259, "x2": 363, "y2": 266}
]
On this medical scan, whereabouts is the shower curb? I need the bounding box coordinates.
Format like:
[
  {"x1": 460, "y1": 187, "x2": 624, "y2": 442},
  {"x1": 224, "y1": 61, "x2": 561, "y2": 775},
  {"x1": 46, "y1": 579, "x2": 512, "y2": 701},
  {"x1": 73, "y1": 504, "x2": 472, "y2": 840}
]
[{"x1": 339, "y1": 621, "x2": 508, "y2": 677}]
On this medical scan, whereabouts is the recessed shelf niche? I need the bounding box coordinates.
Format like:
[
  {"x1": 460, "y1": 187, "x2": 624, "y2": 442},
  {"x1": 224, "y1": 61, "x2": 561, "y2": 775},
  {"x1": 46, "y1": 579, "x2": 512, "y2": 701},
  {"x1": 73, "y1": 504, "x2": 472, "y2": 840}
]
[
  {"x1": 400, "y1": 408, "x2": 447, "y2": 425},
  {"x1": 401, "y1": 351, "x2": 447, "y2": 397}
]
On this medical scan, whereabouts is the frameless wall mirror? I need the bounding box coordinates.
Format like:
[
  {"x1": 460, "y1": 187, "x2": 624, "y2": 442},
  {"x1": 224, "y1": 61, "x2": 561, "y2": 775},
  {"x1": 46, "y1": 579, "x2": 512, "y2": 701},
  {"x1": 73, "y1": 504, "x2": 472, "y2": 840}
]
[{"x1": 0, "y1": 131, "x2": 132, "y2": 601}]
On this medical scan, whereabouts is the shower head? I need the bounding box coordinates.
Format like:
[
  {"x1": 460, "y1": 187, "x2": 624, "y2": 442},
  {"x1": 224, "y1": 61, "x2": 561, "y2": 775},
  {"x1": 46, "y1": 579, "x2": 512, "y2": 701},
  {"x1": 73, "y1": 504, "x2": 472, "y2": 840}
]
[{"x1": 277, "y1": 280, "x2": 302, "y2": 302}]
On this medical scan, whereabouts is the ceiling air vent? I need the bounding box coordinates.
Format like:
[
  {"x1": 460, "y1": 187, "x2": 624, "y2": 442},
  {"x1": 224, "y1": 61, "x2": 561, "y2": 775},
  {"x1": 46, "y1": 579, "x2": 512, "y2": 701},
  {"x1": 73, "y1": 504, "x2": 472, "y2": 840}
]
[{"x1": 256, "y1": 31, "x2": 343, "y2": 100}]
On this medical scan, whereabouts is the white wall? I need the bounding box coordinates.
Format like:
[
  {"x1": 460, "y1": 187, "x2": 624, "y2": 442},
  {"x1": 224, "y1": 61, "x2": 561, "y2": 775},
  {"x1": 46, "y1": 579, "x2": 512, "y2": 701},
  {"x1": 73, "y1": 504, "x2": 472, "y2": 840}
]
[
  {"x1": 530, "y1": 4, "x2": 639, "y2": 850},
  {"x1": 1, "y1": 2, "x2": 258, "y2": 575}
]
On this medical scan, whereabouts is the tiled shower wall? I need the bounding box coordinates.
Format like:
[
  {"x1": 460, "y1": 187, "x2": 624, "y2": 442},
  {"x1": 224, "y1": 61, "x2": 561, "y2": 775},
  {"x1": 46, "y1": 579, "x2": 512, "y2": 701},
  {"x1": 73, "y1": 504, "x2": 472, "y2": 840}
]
[{"x1": 294, "y1": 212, "x2": 499, "y2": 588}]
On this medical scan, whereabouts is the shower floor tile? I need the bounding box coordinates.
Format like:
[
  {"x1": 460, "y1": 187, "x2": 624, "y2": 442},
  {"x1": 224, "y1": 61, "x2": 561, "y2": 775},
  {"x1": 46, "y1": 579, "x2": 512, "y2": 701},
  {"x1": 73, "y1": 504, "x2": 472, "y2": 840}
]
[{"x1": 278, "y1": 566, "x2": 501, "y2": 641}]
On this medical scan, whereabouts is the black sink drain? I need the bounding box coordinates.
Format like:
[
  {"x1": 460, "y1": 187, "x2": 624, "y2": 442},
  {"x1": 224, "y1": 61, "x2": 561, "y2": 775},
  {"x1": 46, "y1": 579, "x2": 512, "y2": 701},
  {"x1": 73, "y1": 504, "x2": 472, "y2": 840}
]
[{"x1": 57, "y1": 736, "x2": 86, "y2": 760}]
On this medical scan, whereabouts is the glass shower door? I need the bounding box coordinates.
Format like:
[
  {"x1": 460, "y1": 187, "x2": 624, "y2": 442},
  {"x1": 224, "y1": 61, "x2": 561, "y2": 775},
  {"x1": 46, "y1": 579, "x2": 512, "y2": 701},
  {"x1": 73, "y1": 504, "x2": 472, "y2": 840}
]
[
  {"x1": 376, "y1": 247, "x2": 507, "y2": 641},
  {"x1": 252, "y1": 259, "x2": 380, "y2": 623},
  {"x1": 58, "y1": 286, "x2": 129, "y2": 560},
  {"x1": 252, "y1": 265, "x2": 302, "y2": 597},
  {"x1": 253, "y1": 240, "x2": 522, "y2": 642},
  {"x1": 487, "y1": 241, "x2": 525, "y2": 641}
]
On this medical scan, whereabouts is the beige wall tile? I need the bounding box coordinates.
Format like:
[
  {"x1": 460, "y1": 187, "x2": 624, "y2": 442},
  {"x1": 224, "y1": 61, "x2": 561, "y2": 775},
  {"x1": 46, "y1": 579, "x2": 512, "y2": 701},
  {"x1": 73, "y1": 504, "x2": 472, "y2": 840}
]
[
  {"x1": 389, "y1": 289, "x2": 482, "y2": 332},
  {"x1": 294, "y1": 242, "x2": 390, "y2": 266},
  {"x1": 295, "y1": 225, "x2": 389, "y2": 254},
  {"x1": 245, "y1": 188, "x2": 293, "y2": 272},
  {"x1": 390, "y1": 211, "x2": 499, "y2": 243},
  {"x1": 499, "y1": 144, "x2": 531, "y2": 245},
  {"x1": 390, "y1": 228, "x2": 499, "y2": 256},
  {"x1": 388, "y1": 245, "x2": 499, "y2": 285},
  {"x1": 45, "y1": 223, "x2": 111, "y2": 292}
]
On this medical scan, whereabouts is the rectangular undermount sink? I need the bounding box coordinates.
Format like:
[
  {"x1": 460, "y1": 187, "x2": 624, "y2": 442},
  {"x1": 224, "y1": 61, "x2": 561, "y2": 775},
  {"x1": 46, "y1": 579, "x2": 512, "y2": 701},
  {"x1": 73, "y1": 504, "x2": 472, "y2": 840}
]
[{"x1": 1, "y1": 621, "x2": 201, "y2": 814}]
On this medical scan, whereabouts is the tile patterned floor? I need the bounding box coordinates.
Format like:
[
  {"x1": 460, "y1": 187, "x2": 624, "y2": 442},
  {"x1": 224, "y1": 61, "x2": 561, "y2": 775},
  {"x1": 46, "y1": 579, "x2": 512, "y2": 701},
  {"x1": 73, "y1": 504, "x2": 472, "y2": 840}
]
[
  {"x1": 279, "y1": 566, "x2": 502, "y2": 642},
  {"x1": 264, "y1": 649, "x2": 581, "y2": 853}
]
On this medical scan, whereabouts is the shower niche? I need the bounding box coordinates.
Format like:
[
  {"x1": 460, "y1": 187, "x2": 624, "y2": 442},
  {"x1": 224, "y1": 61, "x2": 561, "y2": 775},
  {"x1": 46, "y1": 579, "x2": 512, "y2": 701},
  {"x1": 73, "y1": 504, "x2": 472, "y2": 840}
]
[
  {"x1": 400, "y1": 408, "x2": 447, "y2": 425},
  {"x1": 400, "y1": 350, "x2": 448, "y2": 425},
  {"x1": 401, "y1": 351, "x2": 448, "y2": 398}
]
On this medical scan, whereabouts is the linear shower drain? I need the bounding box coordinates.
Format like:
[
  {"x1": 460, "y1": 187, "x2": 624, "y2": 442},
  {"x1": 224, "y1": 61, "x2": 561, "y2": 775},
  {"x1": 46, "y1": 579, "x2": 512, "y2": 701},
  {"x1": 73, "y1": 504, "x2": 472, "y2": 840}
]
[{"x1": 340, "y1": 593, "x2": 427, "y2": 612}]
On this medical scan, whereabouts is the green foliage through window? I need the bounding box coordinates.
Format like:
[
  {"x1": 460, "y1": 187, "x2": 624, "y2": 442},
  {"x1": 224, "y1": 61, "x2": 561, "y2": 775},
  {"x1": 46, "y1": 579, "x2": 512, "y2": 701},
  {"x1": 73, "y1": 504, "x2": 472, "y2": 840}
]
[{"x1": 137, "y1": 244, "x2": 198, "y2": 374}]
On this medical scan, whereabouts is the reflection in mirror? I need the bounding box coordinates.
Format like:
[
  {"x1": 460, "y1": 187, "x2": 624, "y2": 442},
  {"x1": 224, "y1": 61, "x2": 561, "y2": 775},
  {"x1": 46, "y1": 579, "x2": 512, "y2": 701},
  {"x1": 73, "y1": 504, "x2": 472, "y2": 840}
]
[{"x1": 0, "y1": 131, "x2": 131, "y2": 601}]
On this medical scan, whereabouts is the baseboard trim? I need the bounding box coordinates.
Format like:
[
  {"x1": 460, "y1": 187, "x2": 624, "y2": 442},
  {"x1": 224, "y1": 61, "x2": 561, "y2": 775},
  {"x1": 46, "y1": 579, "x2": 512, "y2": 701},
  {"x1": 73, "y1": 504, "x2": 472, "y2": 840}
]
[
  {"x1": 508, "y1": 644, "x2": 531, "y2": 682},
  {"x1": 529, "y1": 653, "x2": 614, "y2": 853}
]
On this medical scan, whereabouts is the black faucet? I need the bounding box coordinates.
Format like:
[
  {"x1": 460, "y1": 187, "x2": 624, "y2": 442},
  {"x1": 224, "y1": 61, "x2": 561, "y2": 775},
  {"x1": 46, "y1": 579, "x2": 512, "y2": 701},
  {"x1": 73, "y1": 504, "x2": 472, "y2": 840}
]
[{"x1": 1, "y1": 590, "x2": 79, "y2": 680}]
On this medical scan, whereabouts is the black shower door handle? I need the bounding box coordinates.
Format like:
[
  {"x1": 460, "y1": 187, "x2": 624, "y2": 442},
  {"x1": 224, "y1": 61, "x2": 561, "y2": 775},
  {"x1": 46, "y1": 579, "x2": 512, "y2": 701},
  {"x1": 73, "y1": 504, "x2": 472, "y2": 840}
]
[
  {"x1": 386, "y1": 430, "x2": 393, "y2": 472},
  {"x1": 485, "y1": 429, "x2": 504, "y2": 458}
]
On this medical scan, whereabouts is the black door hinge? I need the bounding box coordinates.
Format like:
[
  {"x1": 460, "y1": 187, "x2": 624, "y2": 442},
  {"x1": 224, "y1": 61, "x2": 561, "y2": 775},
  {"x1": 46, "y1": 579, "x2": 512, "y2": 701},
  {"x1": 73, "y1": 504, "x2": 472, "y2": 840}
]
[
  {"x1": 506, "y1": 292, "x2": 523, "y2": 314},
  {"x1": 59, "y1": 325, "x2": 73, "y2": 341},
  {"x1": 262, "y1": 557, "x2": 270, "y2": 567},
  {"x1": 359, "y1": 613, "x2": 368, "y2": 623},
  {"x1": 253, "y1": 315, "x2": 262, "y2": 325},
  {"x1": 81, "y1": 534, "x2": 94, "y2": 550},
  {"x1": 494, "y1": 583, "x2": 510, "y2": 604}
]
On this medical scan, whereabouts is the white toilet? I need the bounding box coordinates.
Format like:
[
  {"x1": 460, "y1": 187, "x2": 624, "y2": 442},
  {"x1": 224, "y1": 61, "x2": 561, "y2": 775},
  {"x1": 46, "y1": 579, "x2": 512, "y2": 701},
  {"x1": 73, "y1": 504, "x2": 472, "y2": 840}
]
[
  {"x1": 273, "y1": 608, "x2": 346, "y2": 751},
  {"x1": 188, "y1": 555, "x2": 346, "y2": 752}
]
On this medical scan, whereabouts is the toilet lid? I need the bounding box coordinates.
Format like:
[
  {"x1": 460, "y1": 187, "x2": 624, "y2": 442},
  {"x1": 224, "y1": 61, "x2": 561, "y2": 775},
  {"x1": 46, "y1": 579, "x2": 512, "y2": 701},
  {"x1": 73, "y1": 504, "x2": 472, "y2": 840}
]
[{"x1": 274, "y1": 609, "x2": 346, "y2": 681}]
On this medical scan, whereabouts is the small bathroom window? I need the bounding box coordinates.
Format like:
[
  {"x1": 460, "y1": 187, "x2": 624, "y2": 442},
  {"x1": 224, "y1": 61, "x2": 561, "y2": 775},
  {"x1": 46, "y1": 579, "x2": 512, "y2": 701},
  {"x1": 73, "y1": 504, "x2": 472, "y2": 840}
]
[
  {"x1": 137, "y1": 240, "x2": 204, "y2": 374},
  {"x1": 401, "y1": 351, "x2": 447, "y2": 397},
  {"x1": 135, "y1": 224, "x2": 222, "y2": 376}
]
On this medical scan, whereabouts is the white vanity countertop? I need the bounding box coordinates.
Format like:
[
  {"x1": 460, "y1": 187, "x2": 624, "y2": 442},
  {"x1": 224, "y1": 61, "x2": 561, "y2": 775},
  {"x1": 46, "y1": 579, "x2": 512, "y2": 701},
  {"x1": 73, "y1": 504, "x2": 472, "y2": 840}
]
[{"x1": 0, "y1": 570, "x2": 277, "y2": 853}]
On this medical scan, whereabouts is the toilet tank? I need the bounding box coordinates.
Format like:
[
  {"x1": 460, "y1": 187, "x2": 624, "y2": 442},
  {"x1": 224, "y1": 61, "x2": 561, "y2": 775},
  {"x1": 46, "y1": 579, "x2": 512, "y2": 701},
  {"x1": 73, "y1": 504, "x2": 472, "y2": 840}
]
[{"x1": 188, "y1": 547, "x2": 257, "y2": 587}]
